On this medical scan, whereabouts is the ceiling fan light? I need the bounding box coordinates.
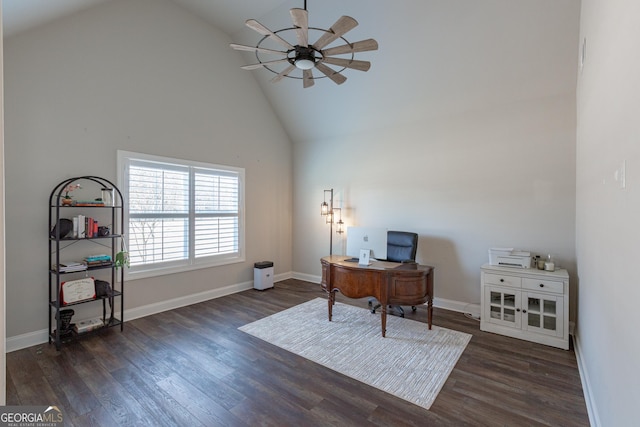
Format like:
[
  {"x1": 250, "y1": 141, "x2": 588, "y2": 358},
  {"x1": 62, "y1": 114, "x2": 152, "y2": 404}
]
[{"x1": 295, "y1": 58, "x2": 315, "y2": 70}]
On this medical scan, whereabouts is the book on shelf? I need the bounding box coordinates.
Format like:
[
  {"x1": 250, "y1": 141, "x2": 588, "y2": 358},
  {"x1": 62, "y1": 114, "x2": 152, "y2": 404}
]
[
  {"x1": 74, "y1": 317, "x2": 105, "y2": 334},
  {"x1": 85, "y1": 261, "x2": 113, "y2": 268},
  {"x1": 54, "y1": 262, "x2": 88, "y2": 273},
  {"x1": 84, "y1": 217, "x2": 95, "y2": 238},
  {"x1": 85, "y1": 254, "x2": 112, "y2": 262},
  {"x1": 74, "y1": 200, "x2": 105, "y2": 207},
  {"x1": 83, "y1": 254, "x2": 112, "y2": 268},
  {"x1": 75, "y1": 215, "x2": 84, "y2": 238},
  {"x1": 70, "y1": 215, "x2": 100, "y2": 238}
]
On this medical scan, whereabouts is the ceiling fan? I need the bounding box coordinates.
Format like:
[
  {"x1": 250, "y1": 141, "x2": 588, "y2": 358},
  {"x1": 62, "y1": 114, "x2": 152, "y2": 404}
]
[{"x1": 230, "y1": 1, "x2": 378, "y2": 88}]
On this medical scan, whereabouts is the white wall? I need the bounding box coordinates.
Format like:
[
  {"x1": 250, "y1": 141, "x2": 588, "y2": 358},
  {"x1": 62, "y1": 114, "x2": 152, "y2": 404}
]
[
  {"x1": 576, "y1": 0, "x2": 640, "y2": 425},
  {"x1": 3, "y1": 0, "x2": 292, "y2": 341},
  {"x1": 293, "y1": 93, "x2": 577, "y2": 310}
]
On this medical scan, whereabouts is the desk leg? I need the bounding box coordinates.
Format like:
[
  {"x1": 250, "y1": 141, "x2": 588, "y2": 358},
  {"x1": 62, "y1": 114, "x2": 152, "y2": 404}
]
[
  {"x1": 427, "y1": 296, "x2": 433, "y2": 330},
  {"x1": 328, "y1": 291, "x2": 335, "y2": 321},
  {"x1": 381, "y1": 305, "x2": 387, "y2": 338}
]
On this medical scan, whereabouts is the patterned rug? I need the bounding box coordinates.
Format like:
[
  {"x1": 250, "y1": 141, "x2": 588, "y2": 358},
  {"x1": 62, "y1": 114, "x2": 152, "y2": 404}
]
[{"x1": 239, "y1": 298, "x2": 471, "y2": 410}]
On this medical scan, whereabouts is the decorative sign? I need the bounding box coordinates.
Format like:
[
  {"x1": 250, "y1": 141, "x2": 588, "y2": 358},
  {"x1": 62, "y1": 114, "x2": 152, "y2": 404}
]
[{"x1": 61, "y1": 277, "x2": 96, "y2": 305}]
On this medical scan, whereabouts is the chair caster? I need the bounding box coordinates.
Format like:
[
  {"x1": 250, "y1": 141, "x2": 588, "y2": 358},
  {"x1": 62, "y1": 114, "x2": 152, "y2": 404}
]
[
  {"x1": 412, "y1": 306, "x2": 417, "y2": 312},
  {"x1": 368, "y1": 298, "x2": 381, "y2": 314},
  {"x1": 388, "y1": 305, "x2": 405, "y2": 318}
]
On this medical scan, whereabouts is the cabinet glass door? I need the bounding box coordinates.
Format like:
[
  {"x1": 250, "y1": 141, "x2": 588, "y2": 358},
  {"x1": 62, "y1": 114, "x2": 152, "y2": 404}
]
[
  {"x1": 485, "y1": 287, "x2": 521, "y2": 328},
  {"x1": 523, "y1": 293, "x2": 563, "y2": 337}
]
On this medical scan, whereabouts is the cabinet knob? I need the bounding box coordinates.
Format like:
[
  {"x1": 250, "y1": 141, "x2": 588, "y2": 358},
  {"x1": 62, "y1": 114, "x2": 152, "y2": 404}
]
[
  {"x1": 516, "y1": 308, "x2": 521, "y2": 312},
  {"x1": 500, "y1": 278, "x2": 504, "y2": 282},
  {"x1": 539, "y1": 283, "x2": 544, "y2": 288},
  {"x1": 523, "y1": 309, "x2": 527, "y2": 313}
]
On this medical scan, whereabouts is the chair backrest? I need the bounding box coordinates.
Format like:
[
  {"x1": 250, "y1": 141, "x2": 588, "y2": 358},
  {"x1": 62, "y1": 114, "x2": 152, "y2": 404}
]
[{"x1": 386, "y1": 231, "x2": 418, "y2": 263}]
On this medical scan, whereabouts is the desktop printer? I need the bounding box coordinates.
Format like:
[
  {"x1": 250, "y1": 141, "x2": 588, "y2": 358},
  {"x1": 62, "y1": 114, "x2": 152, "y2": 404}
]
[{"x1": 488, "y1": 248, "x2": 532, "y2": 268}]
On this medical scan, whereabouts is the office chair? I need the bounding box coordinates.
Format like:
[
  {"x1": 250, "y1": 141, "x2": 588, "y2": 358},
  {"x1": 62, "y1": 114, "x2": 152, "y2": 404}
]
[{"x1": 368, "y1": 230, "x2": 419, "y2": 317}]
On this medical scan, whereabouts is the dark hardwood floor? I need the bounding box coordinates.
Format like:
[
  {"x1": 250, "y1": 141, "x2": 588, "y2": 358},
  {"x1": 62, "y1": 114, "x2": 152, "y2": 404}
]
[{"x1": 7, "y1": 279, "x2": 590, "y2": 426}]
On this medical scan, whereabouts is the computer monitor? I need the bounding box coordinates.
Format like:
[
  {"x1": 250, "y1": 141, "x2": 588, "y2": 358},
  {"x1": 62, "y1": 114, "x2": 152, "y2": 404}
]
[{"x1": 346, "y1": 227, "x2": 387, "y2": 260}]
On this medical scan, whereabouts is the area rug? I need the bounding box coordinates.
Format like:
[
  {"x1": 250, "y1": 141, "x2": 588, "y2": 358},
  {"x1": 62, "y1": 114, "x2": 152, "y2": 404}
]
[{"x1": 238, "y1": 298, "x2": 471, "y2": 410}]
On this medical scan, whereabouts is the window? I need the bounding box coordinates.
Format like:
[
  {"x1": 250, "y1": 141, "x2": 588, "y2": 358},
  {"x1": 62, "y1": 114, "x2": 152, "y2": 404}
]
[{"x1": 118, "y1": 151, "x2": 245, "y2": 279}]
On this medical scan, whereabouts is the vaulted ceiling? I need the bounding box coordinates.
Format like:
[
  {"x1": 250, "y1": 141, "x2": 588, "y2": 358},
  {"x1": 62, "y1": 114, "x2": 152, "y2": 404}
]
[{"x1": 2, "y1": 0, "x2": 581, "y2": 143}]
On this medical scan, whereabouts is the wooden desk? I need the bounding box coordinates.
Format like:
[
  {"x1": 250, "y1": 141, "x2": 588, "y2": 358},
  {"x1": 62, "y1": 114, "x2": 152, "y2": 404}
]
[{"x1": 320, "y1": 255, "x2": 434, "y2": 337}]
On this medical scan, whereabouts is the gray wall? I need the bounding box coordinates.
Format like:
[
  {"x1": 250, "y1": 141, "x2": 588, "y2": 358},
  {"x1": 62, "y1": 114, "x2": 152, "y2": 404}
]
[
  {"x1": 576, "y1": 0, "x2": 640, "y2": 425},
  {"x1": 3, "y1": 0, "x2": 293, "y2": 341}
]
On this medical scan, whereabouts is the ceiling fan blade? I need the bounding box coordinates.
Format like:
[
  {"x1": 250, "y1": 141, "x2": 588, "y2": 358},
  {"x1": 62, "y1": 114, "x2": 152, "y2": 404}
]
[
  {"x1": 271, "y1": 65, "x2": 297, "y2": 83},
  {"x1": 290, "y1": 8, "x2": 308, "y2": 47},
  {"x1": 245, "y1": 19, "x2": 294, "y2": 49},
  {"x1": 321, "y1": 57, "x2": 371, "y2": 72},
  {"x1": 315, "y1": 62, "x2": 347, "y2": 85},
  {"x1": 312, "y1": 16, "x2": 358, "y2": 50},
  {"x1": 241, "y1": 58, "x2": 290, "y2": 70},
  {"x1": 303, "y1": 69, "x2": 314, "y2": 88},
  {"x1": 321, "y1": 38, "x2": 379, "y2": 56},
  {"x1": 230, "y1": 43, "x2": 287, "y2": 55}
]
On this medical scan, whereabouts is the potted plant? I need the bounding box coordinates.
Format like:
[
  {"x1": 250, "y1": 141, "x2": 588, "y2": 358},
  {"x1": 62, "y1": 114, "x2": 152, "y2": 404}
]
[
  {"x1": 115, "y1": 238, "x2": 130, "y2": 268},
  {"x1": 61, "y1": 183, "x2": 81, "y2": 206}
]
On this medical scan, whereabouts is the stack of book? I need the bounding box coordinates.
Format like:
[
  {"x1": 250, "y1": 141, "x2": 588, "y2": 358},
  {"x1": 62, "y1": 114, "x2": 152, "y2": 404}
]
[
  {"x1": 72, "y1": 215, "x2": 101, "y2": 238},
  {"x1": 84, "y1": 254, "x2": 112, "y2": 268},
  {"x1": 55, "y1": 262, "x2": 88, "y2": 273},
  {"x1": 73, "y1": 318, "x2": 105, "y2": 334}
]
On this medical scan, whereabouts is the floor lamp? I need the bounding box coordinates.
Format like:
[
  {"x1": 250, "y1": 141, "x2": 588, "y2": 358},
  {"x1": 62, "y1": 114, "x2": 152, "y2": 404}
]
[
  {"x1": 321, "y1": 189, "x2": 344, "y2": 256},
  {"x1": 321, "y1": 189, "x2": 333, "y2": 255}
]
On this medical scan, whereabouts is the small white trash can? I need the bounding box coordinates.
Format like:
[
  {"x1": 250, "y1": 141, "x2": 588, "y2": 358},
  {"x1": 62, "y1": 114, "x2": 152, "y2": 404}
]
[{"x1": 254, "y1": 261, "x2": 274, "y2": 290}]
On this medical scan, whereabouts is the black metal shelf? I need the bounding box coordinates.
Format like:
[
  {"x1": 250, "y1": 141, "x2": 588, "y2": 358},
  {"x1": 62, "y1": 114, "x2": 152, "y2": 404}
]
[{"x1": 49, "y1": 176, "x2": 125, "y2": 350}]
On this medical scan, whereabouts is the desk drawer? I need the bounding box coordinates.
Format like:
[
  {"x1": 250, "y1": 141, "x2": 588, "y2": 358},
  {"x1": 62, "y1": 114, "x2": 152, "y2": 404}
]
[
  {"x1": 522, "y1": 278, "x2": 564, "y2": 294},
  {"x1": 332, "y1": 266, "x2": 383, "y2": 299},
  {"x1": 483, "y1": 273, "x2": 521, "y2": 288},
  {"x1": 389, "y1": 274, "x2": 428, "y2": 305}
]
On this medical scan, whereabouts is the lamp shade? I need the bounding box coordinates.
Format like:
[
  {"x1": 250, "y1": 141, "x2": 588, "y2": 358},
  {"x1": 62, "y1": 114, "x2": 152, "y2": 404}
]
[
  {"x1": 295, "y1": 58, "x2": 315, "y2": 70},
  {"x1": 321, "y1": 201, "x2": 329, "y2": 216}
]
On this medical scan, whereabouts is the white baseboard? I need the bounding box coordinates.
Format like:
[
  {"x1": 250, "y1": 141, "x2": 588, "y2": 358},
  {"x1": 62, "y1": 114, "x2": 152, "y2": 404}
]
[
  {"x1": 292, "y1": 272, "x2": 321, "y2": 284},
  {"x1": 572, "y1": 331, "x2": 600, "y2": 427},
  {"x1": 124, "y1": 280, "x2": 254, "y2": 322},
  {"x1": 6, "y1": 330, "x2": 49, "y2": 353},
  {"x1": 6, "y1": 272, "x2": 293, "y2": 353},
  {"x1": 433, "y1": 297, "x2": 480, "y2": 314}
]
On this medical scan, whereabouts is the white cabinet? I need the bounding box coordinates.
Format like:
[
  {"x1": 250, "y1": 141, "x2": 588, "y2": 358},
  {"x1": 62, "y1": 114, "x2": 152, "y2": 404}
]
[{"x1": 480, "y1": 264, "x2": 569, "y2": 350}]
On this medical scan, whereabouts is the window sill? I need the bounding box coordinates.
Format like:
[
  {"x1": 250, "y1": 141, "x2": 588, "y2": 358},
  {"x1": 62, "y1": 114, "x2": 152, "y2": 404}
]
[{"x1": 123, "y1": 256, "x2": 246, "y2": 281}]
